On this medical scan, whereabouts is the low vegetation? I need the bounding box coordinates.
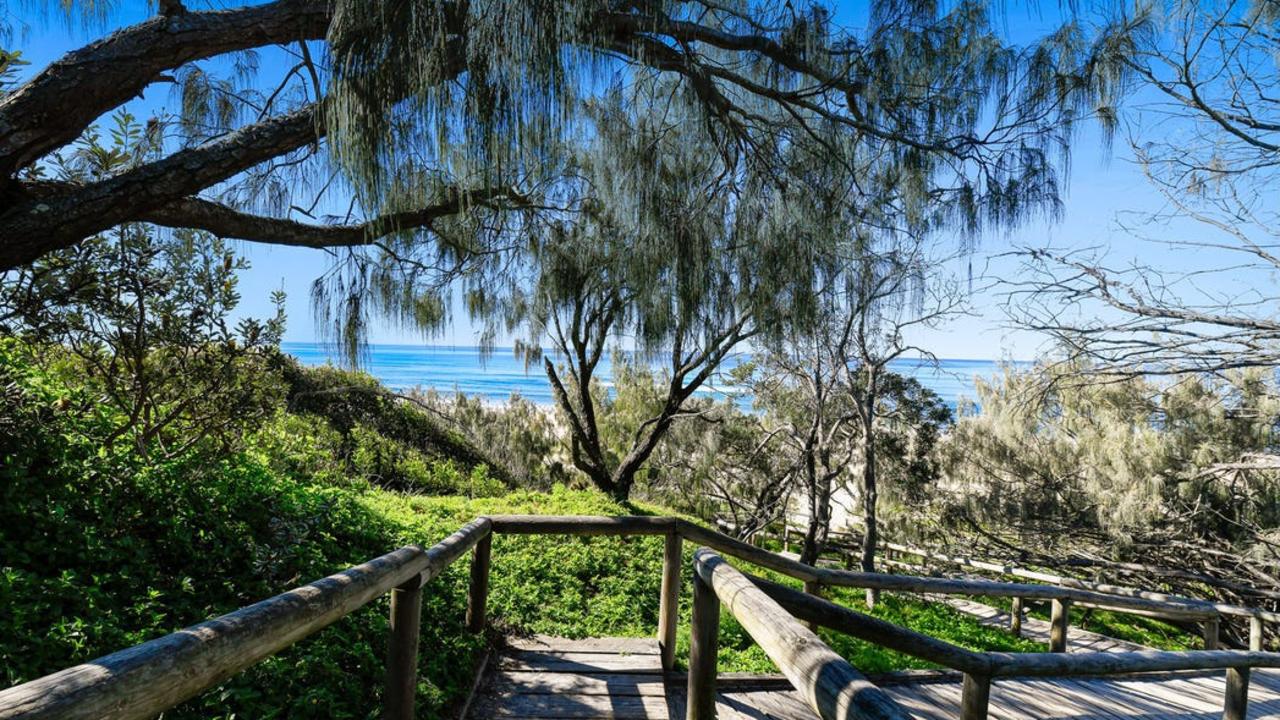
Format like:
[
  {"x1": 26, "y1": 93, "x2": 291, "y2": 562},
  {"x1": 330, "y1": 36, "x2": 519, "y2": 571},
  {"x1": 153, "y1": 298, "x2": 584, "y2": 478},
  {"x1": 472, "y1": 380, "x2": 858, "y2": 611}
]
[
  {"x1": 3, "y1": 337, "x2": 1099, "y2": 718},
  {"x1": 3, "y1": 0, "x2": 1279, "y2": 715},
  {"x1": 939, "y1": 362, "x2": 1280, "y2": 620}
]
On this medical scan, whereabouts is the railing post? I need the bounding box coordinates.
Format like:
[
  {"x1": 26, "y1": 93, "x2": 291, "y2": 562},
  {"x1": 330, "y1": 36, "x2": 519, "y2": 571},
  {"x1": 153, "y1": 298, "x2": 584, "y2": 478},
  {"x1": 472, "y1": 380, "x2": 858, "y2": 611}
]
[
  {"x1": 1049, "y1": 598, "x2": 1071, "y2": 653},
  {"x1": 1203, "y1": 617, "x2": 1220, "y2": 650},
  {"x1": 1010, "y1": 597, "x2": 1023, "y2": 637},
  {"x1": 960, "y1": 673, "x2": 991, "y2": 720},
  {"x1": 803, "y1": 579, "x2": 824, "y2": 629},
  {"x1": 1223, "y1": 666, "x2": 1250, "y2": 720},
  {"x1": 687, "y1": 572, "x2": 721, "y2": 720},
  {"x1": 466, "y1": 533, "x2": 491, "y2": 633},
  {"x1": 659, "y1": 531, "x2": 683, "y2": 671},
  {"x1": 1251, "y1": 616, "x2": 1265, "y2": 651},
  {"x1": 383, "y1": 574, "x2": 425, "y2": 720}
]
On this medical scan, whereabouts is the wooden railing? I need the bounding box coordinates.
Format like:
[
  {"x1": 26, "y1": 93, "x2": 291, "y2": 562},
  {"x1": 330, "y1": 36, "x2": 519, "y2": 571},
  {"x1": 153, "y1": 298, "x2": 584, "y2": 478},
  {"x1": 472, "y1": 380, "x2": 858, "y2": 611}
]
[
  {"x1": 688, "y1": 548, "x2": 912, "y2": 720},
  {"x1": 2, "y1": 513, "x2": 1278, "y2": 720},
  {"x1": 878, "y1": 540, "x2": 1280, "y2": 650},
  {"x1": 0, "y1": 518, "x2": 494, "y2": 720},
  {"x1": 748, "y1": 572, "x2": 1280, "y2": 720},
  {"x1": 767, "y1": 523, "x2": 1272, "y2": 651}
]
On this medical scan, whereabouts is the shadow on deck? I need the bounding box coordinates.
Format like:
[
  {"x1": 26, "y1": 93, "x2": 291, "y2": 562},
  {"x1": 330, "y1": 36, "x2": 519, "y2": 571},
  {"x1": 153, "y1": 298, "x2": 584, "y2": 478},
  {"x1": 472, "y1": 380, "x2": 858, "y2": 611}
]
[{"x1": 468, "y1": 635, "x2": 1280, "y2": 720}]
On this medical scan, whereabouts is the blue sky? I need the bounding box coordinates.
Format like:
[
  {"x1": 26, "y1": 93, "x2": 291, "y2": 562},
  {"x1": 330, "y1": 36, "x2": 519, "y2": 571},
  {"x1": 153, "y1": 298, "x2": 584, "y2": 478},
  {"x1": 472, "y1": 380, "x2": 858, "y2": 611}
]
[{"x1": 9, "y1": 0, "x2": 1234, "y2": 361}]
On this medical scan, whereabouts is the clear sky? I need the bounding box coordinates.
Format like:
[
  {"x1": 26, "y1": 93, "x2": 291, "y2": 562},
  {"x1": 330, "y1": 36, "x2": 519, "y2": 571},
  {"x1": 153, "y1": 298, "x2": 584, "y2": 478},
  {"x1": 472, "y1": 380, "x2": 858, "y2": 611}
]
[{"x1": 9, "y1": 0, "x2": 1234, "y2": 361}]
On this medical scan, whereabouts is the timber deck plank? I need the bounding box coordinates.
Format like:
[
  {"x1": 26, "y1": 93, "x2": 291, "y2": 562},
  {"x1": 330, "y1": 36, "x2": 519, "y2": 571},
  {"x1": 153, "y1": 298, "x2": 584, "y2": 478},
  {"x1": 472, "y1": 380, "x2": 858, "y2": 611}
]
[
  {"x1": 470, "y1": 635, "x2": 1280, "y2": 719},
  {"x1": 938, "y1": 596, "x2": 1152, "y2": 653}
]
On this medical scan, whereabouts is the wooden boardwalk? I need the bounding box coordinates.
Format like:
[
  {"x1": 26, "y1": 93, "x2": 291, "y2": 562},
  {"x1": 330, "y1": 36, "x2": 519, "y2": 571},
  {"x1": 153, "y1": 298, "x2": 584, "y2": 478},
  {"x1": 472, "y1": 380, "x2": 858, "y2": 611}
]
[
  {"x1": 470, "y1": 635, "x2": 1280, "y2": 719},
  {"x1": 939, "y1": 597, "x2": 1151, "y2": 653},
  {"x1": 469, "y1": 635, "x2": 671, "y2": 719}
]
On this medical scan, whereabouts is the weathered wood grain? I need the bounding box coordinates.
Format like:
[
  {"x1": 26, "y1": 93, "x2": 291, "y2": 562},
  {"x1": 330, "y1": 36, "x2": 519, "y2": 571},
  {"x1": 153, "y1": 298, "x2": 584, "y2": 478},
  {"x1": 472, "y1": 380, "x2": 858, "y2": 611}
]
[
  {"x1": 814, "y1": 566, "x2": 1214, "y2": 621},
  {"x1": 988, "y1": 649, "x2": 1280, "y2": 677},
  {"x1": 1203, "y1": 617, "x2": 1220, "y2": 650},
  {"x1": 658, "y1": 531, "x2": 682, "y2": 671},
  {"x1": 474, "y1": 692, "x2": 673, "y2": 718},
  {"x1": 486, "y1": 671, "x2": 667, "y2": 696},
  {"x1": 1224, "y1": 667, "x2": 1249, "y2": 720},
  {"x1": 693, "y1": 548, "x2": 912, "y2": 720},
  {"x1": 503, "y1": 635, "x2": 661, "y2": 654},
  {"x1": 751, "y1": 575, "x2": 994, "y2": 676},
  {"x1": 383, "y1": 578, "x2": 424, "y2": 720},
  {"x1": 501, "y1": 635, "x2": 660, "y2": 653},
  {"x1": 686, "y1": 572, "x2": 720, "y2": 720},
  {"x1": 496, "y1": 651, "x2": 665, "y2": 674},
  {"x1": 488, "y1": 514, "x2": 675, "y2": 535},
  {"x1": 959, "y1": 673, "x2": 990, "y2": 720},
  {"x1": 474, "y1": 635, "x2": 1280, "y2": 720},
  {"x1": 467, "y1": 532, "x2": 491, "y2": 633},
  {"x1": 1049, "y1": 598, "x2": 1071, "y2": 653}
]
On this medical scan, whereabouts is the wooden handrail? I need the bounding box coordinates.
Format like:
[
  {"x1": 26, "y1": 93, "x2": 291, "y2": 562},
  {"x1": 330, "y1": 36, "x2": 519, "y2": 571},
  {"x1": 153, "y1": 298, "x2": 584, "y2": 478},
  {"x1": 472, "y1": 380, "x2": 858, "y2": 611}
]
[
  {"x1": 5, "y1": 512, "x2": 1277, "y2": 720},
  {"x1": 765, "y1": 523, "x2": 1271, "y2": 646},
  {"x1": 0, "y1": 518, "x2": 492, "y2": 720},
  {"x1": 884, "y1": 539, "x2": 1276, "y2": 651},
  {"x1": 689, "y1": 548, "x2": 913, "y2": 720},
  {"x1": 752, "y1": 575, "x2": 996, "y2": 676},
  {"x1": 677, "y1": 518, "x2": 823, "y2": 582},
  {"x1": 755, "y1": 572, "x2": 1280, "y2": 676},
  {"x1": 811, "y1": 565, "x2": 1216, "y2": 621},
  {"x1": 744, "y1": 563, "x2": 1280, "y2": 720},
  {"x1": 487, "y1": 514, "x2": 676, "y2": 535},
  {"x1": 988, "y1": 649, "x2": 1280, "y2": 676},
  {"x1": 883, "y1": 540, "x2": 1280, "y2": 626}
]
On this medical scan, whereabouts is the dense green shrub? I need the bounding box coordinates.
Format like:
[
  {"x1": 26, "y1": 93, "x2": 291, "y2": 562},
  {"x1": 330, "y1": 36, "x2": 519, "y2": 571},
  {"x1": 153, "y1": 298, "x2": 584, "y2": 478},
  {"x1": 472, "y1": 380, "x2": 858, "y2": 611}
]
[
  {"x1": 347, "y1": 423, "x2": 505, "y2": 496},
  {"x1": 408, "y1": 388, "x2": 567, "y2": 489},
  {"x1": 3, "y1": 340, "x2": 1090, "y2": 718},
  {"x1": 0, "y1": 341, "x2": 497, "y2": 717},
  {"x1": 280, "y1": 360, "x2": 514, "y2": 488}
]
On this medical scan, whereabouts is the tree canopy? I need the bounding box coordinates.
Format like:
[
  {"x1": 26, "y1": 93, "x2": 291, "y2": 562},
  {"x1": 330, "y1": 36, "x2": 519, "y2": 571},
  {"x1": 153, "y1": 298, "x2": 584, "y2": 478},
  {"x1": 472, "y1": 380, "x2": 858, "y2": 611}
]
[
  {"x1": 1, "y1": 0, "x2": 1120, "y2": 359},
  {"x1": 1005, "y1": 0, "x2": 1280, "y2": 375}
]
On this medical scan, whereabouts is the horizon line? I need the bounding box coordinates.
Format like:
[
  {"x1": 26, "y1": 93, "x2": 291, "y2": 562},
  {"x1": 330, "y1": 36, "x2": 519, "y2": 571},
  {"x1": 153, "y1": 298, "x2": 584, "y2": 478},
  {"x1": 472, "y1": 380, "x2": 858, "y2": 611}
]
[{"x1": 279, "y1": 340, "x2": 1032, "y2": 365}]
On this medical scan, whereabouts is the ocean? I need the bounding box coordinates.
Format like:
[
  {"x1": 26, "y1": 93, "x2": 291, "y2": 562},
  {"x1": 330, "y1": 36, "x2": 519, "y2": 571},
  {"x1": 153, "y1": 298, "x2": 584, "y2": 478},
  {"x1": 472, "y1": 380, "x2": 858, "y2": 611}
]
[{"x1": 282, "y1": 342, "x2": 1010, "y2": 410}]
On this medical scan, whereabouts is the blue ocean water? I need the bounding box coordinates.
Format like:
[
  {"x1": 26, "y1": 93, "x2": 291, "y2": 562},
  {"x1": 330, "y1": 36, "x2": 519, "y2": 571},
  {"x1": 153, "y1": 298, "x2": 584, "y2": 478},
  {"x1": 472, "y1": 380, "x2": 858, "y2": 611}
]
[{"x1": 282, "y1": 343, "x2": 1009, "y2": 410}]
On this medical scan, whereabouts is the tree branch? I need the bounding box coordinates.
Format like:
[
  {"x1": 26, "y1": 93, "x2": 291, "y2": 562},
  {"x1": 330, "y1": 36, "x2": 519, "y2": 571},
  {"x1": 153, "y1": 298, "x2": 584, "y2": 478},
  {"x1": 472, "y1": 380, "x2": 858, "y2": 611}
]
[
  {"x1": 0, "y1": 0, "x2": 330, "y2": 182},
  {"x1": 138, "y1": 186, "x2": 526, "y2": 248},
  {"x1": 1, "y1": 105, "x2": 322, "y2": 268}
]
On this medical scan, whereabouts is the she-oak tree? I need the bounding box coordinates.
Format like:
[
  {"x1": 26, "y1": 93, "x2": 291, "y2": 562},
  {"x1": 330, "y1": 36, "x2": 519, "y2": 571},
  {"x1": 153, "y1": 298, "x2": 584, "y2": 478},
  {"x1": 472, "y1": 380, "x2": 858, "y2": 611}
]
[
  {"x1": 3, "y1": 0, "x2": 1119, "y2": 500},
  {"x1": 3, "y1": 0, "x2": 1112, "y2": 269}
]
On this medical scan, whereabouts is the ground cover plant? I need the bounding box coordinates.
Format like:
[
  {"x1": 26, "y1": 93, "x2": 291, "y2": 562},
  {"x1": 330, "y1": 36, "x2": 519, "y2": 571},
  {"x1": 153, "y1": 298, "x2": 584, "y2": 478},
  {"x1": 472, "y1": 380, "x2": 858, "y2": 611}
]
[{"x1": 2, "y1": 339, "x2": 1069, "y2": 718}]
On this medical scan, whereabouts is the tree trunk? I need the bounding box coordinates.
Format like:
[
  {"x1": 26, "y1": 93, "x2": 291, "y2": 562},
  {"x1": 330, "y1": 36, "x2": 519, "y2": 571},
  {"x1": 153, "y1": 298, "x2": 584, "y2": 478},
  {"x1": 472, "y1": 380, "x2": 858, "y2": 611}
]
[
  {"x1": 860, "y1": 370, "x2": 878, "y2": 575},
  {"x1": 859, "y1": 366, "x2": 879, "y2": 607},
  {"x1": 800, "y1": 451, "x2": 832, "y2": 566},
  {"x1": 860, "y1": 439, "x2": 877, "y2": 574}
]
